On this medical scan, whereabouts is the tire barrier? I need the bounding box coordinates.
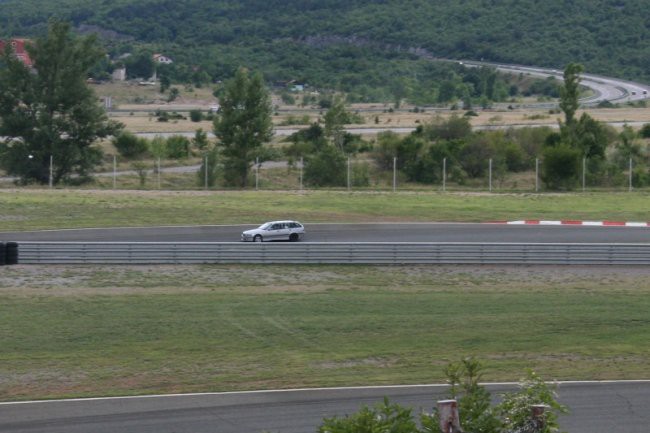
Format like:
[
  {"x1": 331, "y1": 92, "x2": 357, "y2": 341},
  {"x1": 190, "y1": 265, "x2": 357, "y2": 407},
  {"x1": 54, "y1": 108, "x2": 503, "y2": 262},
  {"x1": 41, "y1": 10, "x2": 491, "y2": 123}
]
[
  {"x1": 4, "y1": 242, "x2": 18, "y2": 265},
  {"x1": 14, "y1": 242, "x2": 650, "y2": 265}
]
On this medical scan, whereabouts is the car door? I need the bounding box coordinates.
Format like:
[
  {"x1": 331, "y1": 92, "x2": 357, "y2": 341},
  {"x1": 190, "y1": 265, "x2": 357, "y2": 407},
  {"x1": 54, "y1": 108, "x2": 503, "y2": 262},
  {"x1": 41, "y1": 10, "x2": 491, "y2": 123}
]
[
  {"x1": 277, "y1": 223, "x2": 291, "y2": 240},
  {"x1": 268, "y1": 223, "x2": 285, "y2": 240}
]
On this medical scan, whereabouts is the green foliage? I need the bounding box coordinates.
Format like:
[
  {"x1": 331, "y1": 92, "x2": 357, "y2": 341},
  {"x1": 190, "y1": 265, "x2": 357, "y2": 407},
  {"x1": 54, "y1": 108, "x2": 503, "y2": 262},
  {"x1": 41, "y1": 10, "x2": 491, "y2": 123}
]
[
  {"x1": 167, "y1": 87, "x2": 179, "y2": 102},
  {"x1": 112, "y1": 131, "x2": 149, "y2": 159},
  {"x1": 639, "y1": 124, "x2": 650, "y2": 139},
  {"x1": 498, "y1": 371, "x2": 568, "y2": 433},
  {"x1": 2, "y1": 1, "x2": 650, "y2": 98},
  {"x1": 165, "y1": 135, "x2": 190, "y2": 159},
  {"x1": 213, "y1": 68, "x2": 273, "y2": 187},
  {"x1": 280, "y1": 91, "x2": 295, "y2": 105},
  {"x1": 130, "y1": 160, "x2": 148, "y2": 187},
  {"x1": 123, "y1": 49, "x2": 154, "y2": 80},
  {"x1": 192, "y1": 128, "x2": 209, "y2": 151},
  {"x1": 319, "y1": 397, "x2": 418, "y2": 433},
  {"x1": 283, "y1": 123, "x2": 328, "y2": 160},
  {"x1": 304, "y1": 145, "x2": 346, "y2": 187},
  {"x1": 559, "y1": 63, "x2": 584, "y2": 126},
  {"x1": 422, "y1": 115, "x2": 473, "y2": 142},
  {"x1": 0, "y1": 20, "x2": 122, "y2": 185},
  {"x1": 189, "y1": 109, "x2": 204, "y2": 122},
  {"x1": 542, "y1": 145, "x2": 581, "y2": 190},
  {"x1": 439, "y1": 357, "x2": 501, "y2": 433},
  {"x1": 148, "y1": 135, "x2": 167, "y2": 160},
  {"x1": 197, "y1": 147, "x2": 219, "y2": 188}
]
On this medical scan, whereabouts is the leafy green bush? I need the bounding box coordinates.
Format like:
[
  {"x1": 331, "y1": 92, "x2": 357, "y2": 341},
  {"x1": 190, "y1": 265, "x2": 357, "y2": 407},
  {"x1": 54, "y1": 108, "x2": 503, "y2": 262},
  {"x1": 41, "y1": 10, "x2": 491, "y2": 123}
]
[
  {"x1": 165, "y1": 135, "x2": 191, "y2": 159},
  {"x1": 112, "y1": 132, "x2": 149, "y2": 159},
  {"x1": 542, "y1": 144, "x2": 581, "y2": 190},
  {"x1": 640, "y1": 123, "x2": 650, "y2": 139},
  {"x1": 189, "y1": 109, "x2": 204, "y2": 122},
  {"x1": 304, "y1": 145, "x2": 346, "y2": 187}
]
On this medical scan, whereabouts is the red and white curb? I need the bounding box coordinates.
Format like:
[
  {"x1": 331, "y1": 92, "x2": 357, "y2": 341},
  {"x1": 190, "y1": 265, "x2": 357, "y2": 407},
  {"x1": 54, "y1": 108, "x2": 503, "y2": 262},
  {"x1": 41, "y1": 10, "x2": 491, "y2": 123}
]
[{"x1": 505, "y1": 220, "x2": 650, "y2": 227}]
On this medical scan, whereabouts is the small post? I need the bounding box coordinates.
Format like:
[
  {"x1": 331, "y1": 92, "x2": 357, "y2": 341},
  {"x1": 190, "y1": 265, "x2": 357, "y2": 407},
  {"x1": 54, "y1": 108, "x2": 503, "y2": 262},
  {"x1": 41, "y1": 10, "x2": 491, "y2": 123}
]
[
  {"x1": 299, "y1": 156, "x2": 303, "y2": 191},
  {"x1": 443, "y1": 157, "x2": 447, "y2": 192},
  {"x1": 488, "y1": 158, "x2": 492, "y2": 192},
  {"x1": 531, "y1": 405, "x2": 547, "y2": 431},
  {"x1": 437, "y1": 400, "x2": 463, "y2": 433},
  {"x1": 393, "y1": 156, "x2": 397, "y2": 192},
  {"x1": 629, "y1": 157, "x2": 633, "y2": 192},
  {"x1": 49, "y1": 154, "x2": 53, "y2": 188},
  {"x1": 204, "y1": 155, "x2": 208, "y2": 190},
  {"x1": 347, "y1": 156, "x2": 351, "y2": 191},
  {"x1": 255, "y1": 157, "x2": 259, "y2": 190},
  {"x1": 535, "y1": 158, "x2": 539, "y2": 192},
  {"x1": 582, "y1": 157, "x2": 586, "y2": 192},
  {"x1": 113, "y1": 155, "x2": 117, "y2": 189},
  {"x1": 157, "y1": 158, "x2": 161, "y2": 189}
]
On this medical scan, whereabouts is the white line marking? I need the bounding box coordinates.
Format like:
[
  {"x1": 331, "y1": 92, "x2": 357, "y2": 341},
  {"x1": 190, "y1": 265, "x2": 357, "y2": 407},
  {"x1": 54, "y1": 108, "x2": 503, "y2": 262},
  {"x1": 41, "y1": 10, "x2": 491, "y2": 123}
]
[{"x1": 2, "y1": 380, "x2": 650, "y2": 405}]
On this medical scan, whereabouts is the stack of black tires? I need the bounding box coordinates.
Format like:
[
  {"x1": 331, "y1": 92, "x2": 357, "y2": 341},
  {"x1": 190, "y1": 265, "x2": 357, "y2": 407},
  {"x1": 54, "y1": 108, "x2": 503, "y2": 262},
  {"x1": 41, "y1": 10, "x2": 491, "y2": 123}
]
[{"x1": 0, "y1": 242, "x2": 18, "y2": 265}]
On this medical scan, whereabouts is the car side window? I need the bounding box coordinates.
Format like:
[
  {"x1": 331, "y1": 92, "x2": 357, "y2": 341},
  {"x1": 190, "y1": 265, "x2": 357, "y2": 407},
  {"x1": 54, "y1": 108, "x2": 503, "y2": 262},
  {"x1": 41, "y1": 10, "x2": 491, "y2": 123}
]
[{"x1": 271, "y1": 224, "x2": 280, "y2": 230}]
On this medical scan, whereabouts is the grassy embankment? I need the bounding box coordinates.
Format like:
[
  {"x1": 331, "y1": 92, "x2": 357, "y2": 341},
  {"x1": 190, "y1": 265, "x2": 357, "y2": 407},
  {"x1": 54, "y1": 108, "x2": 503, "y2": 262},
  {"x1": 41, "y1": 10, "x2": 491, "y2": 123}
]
[
  {"x1": 1, "y1": 265, "x2": 649, "y2": 401},
  {"x1": 1, "y1": 189, "x2": 650, "y2": 231},
  {"x1": 1, "y1": 189, "x2": 650, "y2": 401}
]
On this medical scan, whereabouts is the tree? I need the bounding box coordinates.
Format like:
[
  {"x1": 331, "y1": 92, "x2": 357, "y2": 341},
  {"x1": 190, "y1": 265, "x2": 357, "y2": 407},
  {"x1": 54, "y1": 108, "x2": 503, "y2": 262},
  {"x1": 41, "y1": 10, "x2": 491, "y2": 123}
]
[
  {"x1": 542, "y1": 144, "x2": 581, "y2": 190},
  {"x1": 0, "y1": 21, "x2": 122, "y2": 185},
  {"x1": 304, "y1": 145, "x2": 346, "y2": 187},
  {"x1": 559, "y1": 63, "x2": 584, "y2": 126},
  {"x1": 124, "y1": 49, "x2": 155, "y2": 80},
  {"x1": 213, "y1": 68, "x2": 273, "y2": 187},
  {"x1": 112, "y1": 131, "x2": 149, "y2": 159},
  {"x1": 323, "y1": 97, "x2": 350, "y2": 151}
]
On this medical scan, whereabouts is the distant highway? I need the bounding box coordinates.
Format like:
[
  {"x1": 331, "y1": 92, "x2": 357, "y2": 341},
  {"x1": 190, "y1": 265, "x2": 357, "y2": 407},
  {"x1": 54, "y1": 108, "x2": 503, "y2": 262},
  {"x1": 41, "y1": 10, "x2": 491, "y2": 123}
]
[{"x1": 461, "y1": 60, "x2": 650, "y2": 106}]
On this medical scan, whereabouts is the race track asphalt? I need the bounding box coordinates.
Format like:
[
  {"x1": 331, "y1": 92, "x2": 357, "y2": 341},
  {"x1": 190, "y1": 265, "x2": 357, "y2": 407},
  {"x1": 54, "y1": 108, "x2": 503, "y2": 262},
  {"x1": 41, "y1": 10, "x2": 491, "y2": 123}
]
[{"x1": 2, "y1": 223, "x2": 650, "y2": 243}]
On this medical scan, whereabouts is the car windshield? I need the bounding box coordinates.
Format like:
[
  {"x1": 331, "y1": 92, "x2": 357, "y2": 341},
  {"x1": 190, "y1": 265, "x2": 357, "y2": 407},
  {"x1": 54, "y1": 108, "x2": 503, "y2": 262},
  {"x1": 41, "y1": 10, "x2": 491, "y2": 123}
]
[{"x1": 259, "y1": 223, "x2": 272, "y2": 230}]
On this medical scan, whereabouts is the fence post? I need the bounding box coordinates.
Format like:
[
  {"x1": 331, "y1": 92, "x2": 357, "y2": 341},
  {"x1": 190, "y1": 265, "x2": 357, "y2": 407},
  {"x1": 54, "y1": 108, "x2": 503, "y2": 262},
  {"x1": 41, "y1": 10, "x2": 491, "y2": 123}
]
[
  {"x1": 393, "y1": 157, "x2": 397, "y2": 192},
  {"x1": 256, "y1": 157, "x2": 259, "y2": 190},
  {"x1": 204, "y1": 155, "x2": 208, "y2": 190},
  {"x1": 347, "y1": 156, "x2": 351, "y2": 191},
  {"x1": 49, "y1": 155, "x2": 53, "y2": 188},
  {"x1": 300, "y1": 156, "x2": 304, "y2": 191},
  {"x1": 157, "y1": 158, "x2": 161, "y2": 189},
  {"x1": 629, "y1": 158, "x2": 633, "y2": 192},
  {"x1": 443, "y1": 157, "x2": 446, "y2": 192},
  {"x1": 113, "y1": 155, "x2": 117, "y2": 190},
  {"x1": 437, "y1": 400, "x2": 463, "y2": 433},
  {"x1": 489, "y1": 158, "x2": 492, "y2": 192},
  {"x1": 582, "y1": 157, "x2": 586, "y2": 192},
  {"x1": 535, "y1": 158, "x2": 539, "y2": 192}
]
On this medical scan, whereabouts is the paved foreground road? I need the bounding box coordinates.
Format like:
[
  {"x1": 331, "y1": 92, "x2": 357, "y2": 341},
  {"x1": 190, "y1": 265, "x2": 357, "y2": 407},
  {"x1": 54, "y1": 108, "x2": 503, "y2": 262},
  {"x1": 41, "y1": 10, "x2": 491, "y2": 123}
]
[{"x1": 1, "y1": 382, "x2": 649, "y2": 433}]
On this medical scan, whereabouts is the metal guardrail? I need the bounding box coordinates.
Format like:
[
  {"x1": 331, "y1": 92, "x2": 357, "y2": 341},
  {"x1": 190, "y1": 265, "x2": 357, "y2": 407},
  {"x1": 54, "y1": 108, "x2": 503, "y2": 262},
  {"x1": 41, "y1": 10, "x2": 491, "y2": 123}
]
[{"x1": 13, "y1": 242, "x2": 650, "y2": 265}]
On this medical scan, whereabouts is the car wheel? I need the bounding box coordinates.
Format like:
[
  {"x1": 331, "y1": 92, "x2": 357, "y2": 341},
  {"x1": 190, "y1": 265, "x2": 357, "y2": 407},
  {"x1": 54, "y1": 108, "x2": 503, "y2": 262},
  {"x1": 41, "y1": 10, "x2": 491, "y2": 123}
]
[
  {"x1": 254, "y1": 235, "x2": 263, "y2": 242},
  {"x1": 289, "y1": 233, "x2": 299, "y2": 242}
]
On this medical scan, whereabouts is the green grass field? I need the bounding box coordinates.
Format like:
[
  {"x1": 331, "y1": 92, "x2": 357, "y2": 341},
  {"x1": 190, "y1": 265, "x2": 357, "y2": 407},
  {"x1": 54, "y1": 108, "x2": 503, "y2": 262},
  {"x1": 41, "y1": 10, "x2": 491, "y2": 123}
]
[
  {"x1": 1, "y1": 265, "x2": 649, "y2": 401},
  {"x1": 1, "y1": 189, "x2": 650, "y2": 231}
]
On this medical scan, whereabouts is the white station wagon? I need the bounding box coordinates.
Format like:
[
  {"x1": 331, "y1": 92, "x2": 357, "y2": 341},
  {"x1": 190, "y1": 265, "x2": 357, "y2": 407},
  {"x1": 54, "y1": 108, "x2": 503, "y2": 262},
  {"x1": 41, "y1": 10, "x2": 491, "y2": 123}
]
[{"x1": 241, "y1": 220, "x2": 306, "y2": 242}]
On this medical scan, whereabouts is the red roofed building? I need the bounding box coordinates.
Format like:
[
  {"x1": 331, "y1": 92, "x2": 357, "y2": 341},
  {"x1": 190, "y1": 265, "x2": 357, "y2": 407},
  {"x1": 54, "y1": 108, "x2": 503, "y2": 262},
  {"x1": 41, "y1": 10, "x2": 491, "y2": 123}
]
[{"x1": 0, "y1": 38, "x2": 33, "y2": 67}]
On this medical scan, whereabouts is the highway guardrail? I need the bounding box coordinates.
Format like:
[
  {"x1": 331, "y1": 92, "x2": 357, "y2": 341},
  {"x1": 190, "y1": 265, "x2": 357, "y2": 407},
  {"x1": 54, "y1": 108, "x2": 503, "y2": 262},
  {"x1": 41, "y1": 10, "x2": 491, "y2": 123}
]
[{"x1": 10, "y1": 242, "x2": 650, "y2": 265}]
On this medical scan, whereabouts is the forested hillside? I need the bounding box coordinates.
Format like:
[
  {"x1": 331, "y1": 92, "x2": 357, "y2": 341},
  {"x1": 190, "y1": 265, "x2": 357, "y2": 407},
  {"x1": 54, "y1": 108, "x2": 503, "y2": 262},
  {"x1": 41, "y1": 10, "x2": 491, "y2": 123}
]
[{"x1": 1, "y1": 0, "x2": 648, "y2": 99}]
